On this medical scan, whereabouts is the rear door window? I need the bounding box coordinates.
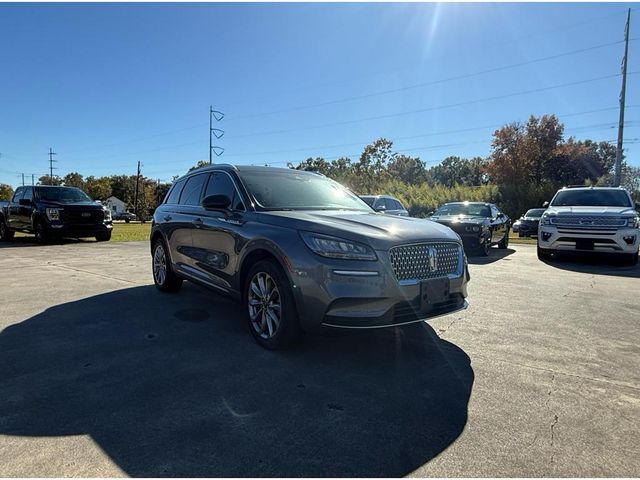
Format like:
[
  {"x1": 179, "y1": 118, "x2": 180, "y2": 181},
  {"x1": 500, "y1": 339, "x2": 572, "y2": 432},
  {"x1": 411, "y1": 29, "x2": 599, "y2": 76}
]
[
  {"x1": 179, "y1": 174, "x2": 208, "y2": 206},
  {"x1": 165, "y1": 179, "x2": 186, "y2": 205}
]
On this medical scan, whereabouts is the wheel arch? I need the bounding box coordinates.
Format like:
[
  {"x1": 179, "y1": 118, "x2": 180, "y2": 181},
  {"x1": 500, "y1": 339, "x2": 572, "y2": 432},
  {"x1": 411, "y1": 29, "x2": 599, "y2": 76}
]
[{"x1": 237, "y1": 243, "x2": 295, "y2": 300}]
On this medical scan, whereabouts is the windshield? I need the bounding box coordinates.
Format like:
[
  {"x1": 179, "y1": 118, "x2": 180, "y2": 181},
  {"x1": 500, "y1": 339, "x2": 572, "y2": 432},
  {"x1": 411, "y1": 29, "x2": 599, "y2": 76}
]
[
  {"x1": 239, "y1": 170, "x2": 371, "y2": 211},
  {"x1": 35, "y1": 187, "x2": 93, "y2": 203},
  {"x1": 524, "y1": 209, "x2": 546, "y2": 218},
  {"x1": 550, "y1": 190, "x2": 632, "y2": 207},
  {"x1": 434, "y1": 203, "x2": 491, "y2": 217}
]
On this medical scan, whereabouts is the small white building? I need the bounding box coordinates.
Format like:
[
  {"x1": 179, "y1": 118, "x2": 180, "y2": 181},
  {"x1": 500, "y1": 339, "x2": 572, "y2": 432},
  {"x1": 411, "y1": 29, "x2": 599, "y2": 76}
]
[{"x1": 104, "y1": 196, "x2": 127, "y2": 214}]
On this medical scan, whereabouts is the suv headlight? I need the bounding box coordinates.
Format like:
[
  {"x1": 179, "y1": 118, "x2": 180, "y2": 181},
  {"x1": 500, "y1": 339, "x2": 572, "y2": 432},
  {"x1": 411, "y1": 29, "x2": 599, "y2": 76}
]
[
  {"x1": 628, "y1": 216, "x2": 640, "y2": 229},
  {"x1": 300, "y1": 232, "x2": 377, "y2": 261},
  {"x1": 46, "y1": 208, "x2": 62, "y2": 221},
  {"x1": 541, "y1": 214, "x2": 551, "y2": 225}
]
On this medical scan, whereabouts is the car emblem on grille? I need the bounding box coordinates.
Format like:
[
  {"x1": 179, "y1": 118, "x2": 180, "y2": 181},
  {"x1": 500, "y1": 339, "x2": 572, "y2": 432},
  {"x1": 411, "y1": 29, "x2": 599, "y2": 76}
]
[
  {"x1": 426, "y1": 246, "x2": 438, "y2": 271},
  {"x1": 81, "y1": 212, "x2": 91, "y2": 217},
  {"x1": 579, "y1": 219, "x2": 593, "y2": 225}
]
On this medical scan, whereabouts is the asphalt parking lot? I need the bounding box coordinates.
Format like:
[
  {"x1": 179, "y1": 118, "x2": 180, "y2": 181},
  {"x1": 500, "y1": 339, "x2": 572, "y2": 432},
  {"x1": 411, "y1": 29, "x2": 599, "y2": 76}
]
[{"x1": 1, "y1": 239, "x2": 639, "y2": 477}]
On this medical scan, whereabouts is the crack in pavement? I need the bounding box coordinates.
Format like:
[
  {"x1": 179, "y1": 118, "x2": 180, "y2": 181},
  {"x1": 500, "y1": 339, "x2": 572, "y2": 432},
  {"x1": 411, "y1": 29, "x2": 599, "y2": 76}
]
[{"x1": 46, "y1": 262, "x2": 144, "y2": 286}]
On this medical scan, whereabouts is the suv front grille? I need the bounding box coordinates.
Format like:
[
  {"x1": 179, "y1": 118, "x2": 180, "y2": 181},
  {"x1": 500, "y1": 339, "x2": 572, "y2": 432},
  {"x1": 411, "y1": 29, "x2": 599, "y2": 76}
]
[
  {"x1": 389, "y1": 242, "x2": 461, "y2": 282},
  {"x1": 550, "y1": 215, "x2": 627, "y2": 230}
]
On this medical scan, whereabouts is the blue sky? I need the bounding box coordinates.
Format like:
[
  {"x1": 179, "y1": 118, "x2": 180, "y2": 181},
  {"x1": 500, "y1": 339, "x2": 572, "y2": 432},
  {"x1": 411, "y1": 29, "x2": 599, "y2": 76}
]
[{"x1": 0, "y1": 2, "x2": 638, "y2": 187}]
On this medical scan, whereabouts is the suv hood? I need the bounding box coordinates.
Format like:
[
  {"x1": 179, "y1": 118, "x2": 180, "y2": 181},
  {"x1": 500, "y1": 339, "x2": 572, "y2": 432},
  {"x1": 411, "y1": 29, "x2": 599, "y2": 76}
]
[
  {"x1": 545, "y1": 206, "x2": 638, "y2": 216},
  {"x1": 258, "y1": 210, "x2": 461, "y2": 250}
]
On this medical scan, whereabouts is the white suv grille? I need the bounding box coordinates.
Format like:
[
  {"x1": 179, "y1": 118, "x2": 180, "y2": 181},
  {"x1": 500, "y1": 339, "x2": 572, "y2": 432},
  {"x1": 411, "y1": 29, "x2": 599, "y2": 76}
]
[
  {"x1": 389, "y1": 242, "x2": 461, "y2": 282},
  {"x1": 550, "y1": 216, "x2": 627, "y2": 230}
]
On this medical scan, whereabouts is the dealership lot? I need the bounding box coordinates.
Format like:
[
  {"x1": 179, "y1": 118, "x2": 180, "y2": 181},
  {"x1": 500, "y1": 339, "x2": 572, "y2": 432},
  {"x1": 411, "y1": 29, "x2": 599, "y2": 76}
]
[{"x1": 0, "y1": 240, "x2": 639, "y2": 477}]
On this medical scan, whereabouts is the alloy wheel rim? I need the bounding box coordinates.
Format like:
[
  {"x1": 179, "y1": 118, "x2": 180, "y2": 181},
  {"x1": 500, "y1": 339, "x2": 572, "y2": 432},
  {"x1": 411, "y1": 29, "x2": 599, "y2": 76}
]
[
  {"x1": 248, "y1": 272, "x2": 281, "y2": 339},
  {"x1": 153, "y1": 244, "x2": 167, "y2": 285}
]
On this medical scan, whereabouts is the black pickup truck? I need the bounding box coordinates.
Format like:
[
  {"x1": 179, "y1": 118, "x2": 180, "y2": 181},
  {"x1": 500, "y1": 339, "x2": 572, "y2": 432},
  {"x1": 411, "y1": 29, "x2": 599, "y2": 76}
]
[{"x1": 0, "y1": 185, "x2": 113, "y2": 243}]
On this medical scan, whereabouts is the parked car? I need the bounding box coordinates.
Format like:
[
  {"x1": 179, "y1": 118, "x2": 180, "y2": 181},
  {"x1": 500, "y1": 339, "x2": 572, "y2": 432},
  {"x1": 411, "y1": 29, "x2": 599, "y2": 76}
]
[
  {"x1": 514, "y1": 208, "x2": 547, "y2": 237},
  {"x1": 359, "y1": 195, "x2": 409, "y2": 216},
  {"x1": 0, "y1": 185, "x2": 113, "y2": 243},
  {"x1": 429, "y1": 202, "x2": 511, "y2": 256},
  {"x1": 538, "y1": 186, "x2": 640, "y2": 264},
  {"x1": 114, "y1": 211, "x2": 137, "y2": 223},
  {"x1": 150, "y1": 165, "x2": 469, "y2": 349}
]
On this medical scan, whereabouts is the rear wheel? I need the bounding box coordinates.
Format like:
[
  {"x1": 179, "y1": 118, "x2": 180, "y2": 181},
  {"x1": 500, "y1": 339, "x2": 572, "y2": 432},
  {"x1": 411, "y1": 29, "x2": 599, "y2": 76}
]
[
  {"x1": 245, "y1": 259, "x2": 300, "y2": 350},
  {"x1": 152, "y1": 238, "x2": 183, "y2": 292},
  {"x1": 0, "y1": 220, "x2": 14, "y2": 241}
]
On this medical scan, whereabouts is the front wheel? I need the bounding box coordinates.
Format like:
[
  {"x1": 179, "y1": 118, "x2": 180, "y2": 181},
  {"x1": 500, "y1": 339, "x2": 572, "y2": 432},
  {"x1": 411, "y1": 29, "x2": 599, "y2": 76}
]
[
  {"x1": 0, "y1": 220, "x2": 14, "y2": 241},
  {"x1": 537, "y1": 245, "x2": 552, "y2": 260},
  {"x1": 622, "y1": 252, "x2": 639, "y2": 266},
  {"x1": 152, "y1": 239, "x2": 183, "y2": 292},
  {"x1": 478, "y1": 236, "x2": 490, "y2": 256},
  {"x1": 96, "y1": 232, "x2": 112, "y2": 242},
  {"x1": 245, "y1": 260, "x2": 301, "y2": 350},
  {"x1": 498, "y1": 231, "x2": 509, "y2": 249},
  {"x1": 34, "y1": 221, "x2": 49, "y2": 244}
]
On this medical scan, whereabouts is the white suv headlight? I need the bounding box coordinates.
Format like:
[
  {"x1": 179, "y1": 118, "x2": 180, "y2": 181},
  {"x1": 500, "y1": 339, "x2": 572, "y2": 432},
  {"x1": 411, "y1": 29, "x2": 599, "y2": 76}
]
[
  {"x1": 541, "y1": 214, "x2": 551, "y2": 225},
  {"x1": 300, "y1": 232, "x2": 377, "y2": 261},
  {"x1": 628, "y1": 216, "x2": 640, "y2": 229},
  {"x1": 46, "y1": 208, "x2": 62, "y2": 221}
]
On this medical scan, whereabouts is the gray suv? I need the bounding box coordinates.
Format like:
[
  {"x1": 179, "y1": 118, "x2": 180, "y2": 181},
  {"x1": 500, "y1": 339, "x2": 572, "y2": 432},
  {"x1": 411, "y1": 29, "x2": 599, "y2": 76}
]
[{"x1": 150, "y1": 165, "x2": 469, "y2": 349}]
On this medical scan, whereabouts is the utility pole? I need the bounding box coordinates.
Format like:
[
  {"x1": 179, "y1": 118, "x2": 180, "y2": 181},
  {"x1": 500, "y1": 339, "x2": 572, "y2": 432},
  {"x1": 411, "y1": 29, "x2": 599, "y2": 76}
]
[
  {"x1": 615, "y1": 8, "x2": 631, "y2": 187},
  {"x1": 209, "y1": 106, "x2": 225, "y2": 164},
  {"x1": 21, "y1": 173, "x2": 25, "y2": 186},
  {"x1": 133, "y1": 161, "x2": 141, "y2": 220},
  {"x1": 48, "y1": 147, "x2": 57, "y2": 185},
  {"x1": 31, "y1": 174, "x2": 35, "y2": 186}
]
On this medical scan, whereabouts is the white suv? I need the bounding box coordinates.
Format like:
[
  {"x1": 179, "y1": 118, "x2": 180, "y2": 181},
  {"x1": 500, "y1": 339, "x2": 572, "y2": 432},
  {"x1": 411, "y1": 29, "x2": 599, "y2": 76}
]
[{"x1": 537, "y1": 186, "x2": 640, "y2": 265}]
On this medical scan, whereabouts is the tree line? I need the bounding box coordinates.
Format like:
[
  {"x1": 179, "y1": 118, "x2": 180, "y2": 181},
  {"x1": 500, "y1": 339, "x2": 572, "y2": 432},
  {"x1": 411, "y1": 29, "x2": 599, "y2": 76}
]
[{"x1": 1, "y1": 113, "x2": 638, "y2": 219}]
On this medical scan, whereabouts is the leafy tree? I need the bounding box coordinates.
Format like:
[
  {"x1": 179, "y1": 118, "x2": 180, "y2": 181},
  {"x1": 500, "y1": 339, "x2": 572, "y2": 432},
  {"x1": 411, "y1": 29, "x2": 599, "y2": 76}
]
[
  {"x1": 292, "y1": 157, "x2": 333, "y2": 175},
  {"x1": 0, "y1": 184, "x2": 14, "y2": 201},
  {"x1": 38, "y1": 175, "x2": 63, "y2": 186},
  {"x1": 109, "y1": 175, "x2": 135, "y2": 204},
  {"x1": 429, "y1": 156, "x2": 488, "y2": 187},
  {"x1": 63, "y1": 172, "x2": 85, "y2": 189},
  {"x1": 85, "y1": 176, "x2": 112, "y2": 200},
  {"x1": 547, "y1": 139, "x2": 617, "y2": 186},
  {"x1": 387, "y1": 155, "x2": 427, "y2": 185},
  {"x1": 351, "y1": 138, "x2": 394, "y2": 192},
  {"x1": 189, "y1": 160, "x2": 210, "y2": 172}
]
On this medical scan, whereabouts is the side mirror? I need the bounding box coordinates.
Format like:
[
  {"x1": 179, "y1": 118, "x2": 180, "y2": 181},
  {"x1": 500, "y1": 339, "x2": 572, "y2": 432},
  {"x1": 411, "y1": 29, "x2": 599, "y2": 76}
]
[
  {"x1": 202, "y1": 194, "x2": 231, "y2": 211},
  {"x1": 375, "y1": 205, "x2": 386, "y2": 212},
  {"x1": 19, "y1": 198, "x2": 31, "y2": 206},
  {"x1": 542, "y1": 201, "x2": 549, "y2": 208},
  {"x1": 497, "y1": 212, "x2": 505, "y2": 218}
]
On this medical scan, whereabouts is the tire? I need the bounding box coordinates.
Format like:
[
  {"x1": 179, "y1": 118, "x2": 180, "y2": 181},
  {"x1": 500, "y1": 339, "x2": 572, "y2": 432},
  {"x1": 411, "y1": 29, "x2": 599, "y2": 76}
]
[
  {"x1": 125, "y1": 219, "x2": 130, "y2": 224},
  {"x1": 478, "y1": 235, "x2": 490, "y2": 256},
  {"x1": 152, "y1": 238, "x2": 183, "y2": 292},
  {"x1": 95, "y1": 232, "x2": 112, "y2": 242},
  {"x1": 537, "y1": 245, "x2": 552, "y2": 260},
  {"x1": 0, "y1": 219, "x2": 15, "y2": 241},
  {"x1": 34, "y1": 220, "x2": 49, "y2": 244},
  {"x1": 498, "y1": 231, "x2": 509, "y2": 249},
  {"x1": 622, "y1": 252, "x2": 639, "y2": 266},
  {"x1": 244, "y1": 259, "x2": 301, "y2": 350}
]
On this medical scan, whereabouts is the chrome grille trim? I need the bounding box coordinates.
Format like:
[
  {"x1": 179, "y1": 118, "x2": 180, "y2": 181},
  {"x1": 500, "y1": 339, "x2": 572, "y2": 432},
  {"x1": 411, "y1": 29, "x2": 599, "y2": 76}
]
[
  {"x1": 550, "y1": 216, "x2": 627, "y2": 229},
  {"x1": 389, "y1": 242, "x2": 462, "y2": 283}
]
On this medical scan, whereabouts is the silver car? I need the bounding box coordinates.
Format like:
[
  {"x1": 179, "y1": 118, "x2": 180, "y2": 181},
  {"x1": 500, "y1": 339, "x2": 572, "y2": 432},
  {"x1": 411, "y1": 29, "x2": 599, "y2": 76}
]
[
  {"x1": 360, "y1": 194, "x2": 410, "y2": 216},
  {"x1": 150, "y1": 165, "x2": 469, "y2": 349}
]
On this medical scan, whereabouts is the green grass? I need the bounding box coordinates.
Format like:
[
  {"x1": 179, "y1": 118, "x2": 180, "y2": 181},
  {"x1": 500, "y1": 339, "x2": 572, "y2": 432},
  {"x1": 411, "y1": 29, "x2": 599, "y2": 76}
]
[
  {"x1": 111, "y1": 222, "x2": 152, "y2": 242},
  {"x1": 509, "y1": 230, "x2": 536, "y2": 245}
]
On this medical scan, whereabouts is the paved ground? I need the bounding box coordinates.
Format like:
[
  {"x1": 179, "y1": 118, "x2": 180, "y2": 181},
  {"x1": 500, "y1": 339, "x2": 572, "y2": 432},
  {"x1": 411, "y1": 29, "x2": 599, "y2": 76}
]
[{"x1": 0, "y1": 239, "x2": 639, "y2": 477}]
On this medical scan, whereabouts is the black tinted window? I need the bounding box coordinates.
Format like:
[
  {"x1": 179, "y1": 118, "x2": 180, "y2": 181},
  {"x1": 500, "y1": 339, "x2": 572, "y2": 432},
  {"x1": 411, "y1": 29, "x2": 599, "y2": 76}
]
[
  {"x1": 551, "y1": 189, "x2": 632, "y2": 207},
  {"x1": 35, "y1": 187, "x2": 92, "y2": 203},
  {"x1": 23, "y1": 187, "x2": 33, "y2": 201},
  {"x1": 179, "y1": 174, "x2": 207, "y2": 206},
  {"x1": 165, "y1": 179, "x2": 186, "y2": 205},
  {"x1": 360, "y1": 196, "x2": 375, "y2": 207}
]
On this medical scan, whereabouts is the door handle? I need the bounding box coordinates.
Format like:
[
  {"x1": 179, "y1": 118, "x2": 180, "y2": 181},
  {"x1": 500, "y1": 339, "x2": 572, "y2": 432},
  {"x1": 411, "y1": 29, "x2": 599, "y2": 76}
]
[
  {"x1": 192, "y1": 218, "x2": 203, "y2": 227},
  {"x1": 163, "y1": 215, "x2": 172, "y2": 222}
]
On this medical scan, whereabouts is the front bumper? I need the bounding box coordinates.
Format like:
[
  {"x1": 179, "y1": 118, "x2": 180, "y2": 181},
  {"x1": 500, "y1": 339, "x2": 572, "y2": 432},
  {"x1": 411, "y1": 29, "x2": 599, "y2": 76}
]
[
  {"x1": 283, "y1": 243, "x2": 470, "y2": 333},
  {"x1": 47, "y1": 222, "x2": 113, "y2": 238},
  {"x1": 538, "y1": 226, "x2": 640, "y2": 254}
]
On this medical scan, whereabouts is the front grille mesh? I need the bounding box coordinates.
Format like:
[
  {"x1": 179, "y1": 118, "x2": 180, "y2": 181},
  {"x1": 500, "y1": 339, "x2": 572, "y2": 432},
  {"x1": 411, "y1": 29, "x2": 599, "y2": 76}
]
[
  {"x1": 62, "y1": 210, "x2": 105, "y2": 225},
  {"x1": 389, "y1": 242, "x2": 461, "y2": 282},
  {"x1": 550, "y1": 215, "x2": 626, "y2": 229}
]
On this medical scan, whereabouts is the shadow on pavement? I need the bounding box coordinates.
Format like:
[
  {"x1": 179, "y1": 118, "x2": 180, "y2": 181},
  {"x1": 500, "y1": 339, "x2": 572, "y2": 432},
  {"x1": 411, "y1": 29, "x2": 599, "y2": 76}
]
[
  {"x1": 541, "y1": 251, "x2": 640, "y2": 278},
  {"x1": 0, "y1": 284, "x2": 474, "y2": 477},
  {"x1": 467, "y1": 247, "x2": 515, "y2": 265},
  {"x1": 0, "y1": 237, "x2": 92, "y2": 248}
]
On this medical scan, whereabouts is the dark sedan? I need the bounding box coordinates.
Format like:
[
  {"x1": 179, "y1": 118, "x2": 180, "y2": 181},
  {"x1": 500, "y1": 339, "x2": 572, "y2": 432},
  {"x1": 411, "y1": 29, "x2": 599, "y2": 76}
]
[
  {"x1": 513, "y1": 208, "x2": 546, "y2": 237},
  {"x1": 429, "y1": 202, "x2": 510, "y2": 256},
  {"x1": 150, "y1": 165, "x2": 469, "y2": 349}
]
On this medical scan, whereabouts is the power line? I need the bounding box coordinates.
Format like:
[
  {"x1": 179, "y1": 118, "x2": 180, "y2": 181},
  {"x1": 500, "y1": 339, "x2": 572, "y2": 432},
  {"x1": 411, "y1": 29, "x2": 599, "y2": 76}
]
[{"x1": 229, "y1": 38, "x2": 637, "y2": 121}]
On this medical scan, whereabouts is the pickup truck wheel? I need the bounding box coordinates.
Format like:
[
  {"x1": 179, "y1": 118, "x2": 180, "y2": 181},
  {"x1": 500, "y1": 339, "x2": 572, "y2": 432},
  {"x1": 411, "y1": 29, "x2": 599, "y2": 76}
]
[
  {"x1": 537, "y1": 245, "x2": 552, "y2": 260},
  {"x1": 0, "y1": 220, "x2": 15, "y2": 241},
  {"x1": 152, "y1": 239, "x2": 183, "y2": 292},
  {"x1": 95, "y1": 232, "x2": 112, "y2": 242},
  {"x1": 34, "y1": 221, "x2": 49, "y2": 244},
  {"x1": 245, "y1": 260, "x2": 301, "y2": 350}
]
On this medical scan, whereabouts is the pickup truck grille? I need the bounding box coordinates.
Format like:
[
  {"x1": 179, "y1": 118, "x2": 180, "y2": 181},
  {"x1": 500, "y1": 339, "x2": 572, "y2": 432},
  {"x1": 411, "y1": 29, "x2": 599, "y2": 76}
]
[
  {"x1": 62, "y1": 210, "x2": 104, "y2": 224},
  {"x1": 389, "y1": 242, "x2": 461, "y2": 282},
  {"x1": 550, "y1": 216, "x2": 627, "y2": 230}
]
